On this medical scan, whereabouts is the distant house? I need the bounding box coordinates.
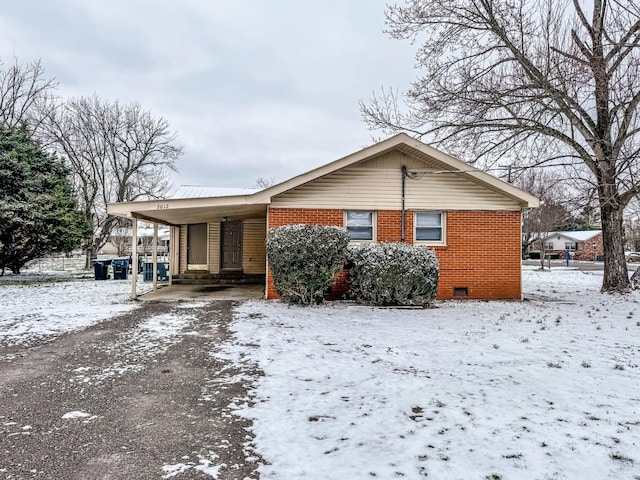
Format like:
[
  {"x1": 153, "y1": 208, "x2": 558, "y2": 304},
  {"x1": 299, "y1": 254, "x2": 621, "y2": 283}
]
[
  {"x1": 107, "y1": 133, "x2": 539, "y2": 300},
  {"x1": 99, "y1": 226, "x2": 171, "y2": 257},
  {"x1": 534, "y1": 230, "x2": 603, "y2": 260}
]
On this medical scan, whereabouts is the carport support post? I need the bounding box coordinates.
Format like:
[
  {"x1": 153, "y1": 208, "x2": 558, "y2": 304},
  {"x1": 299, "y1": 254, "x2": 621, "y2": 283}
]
[
  {"x1": 170, "y1": 226, "x2": 178, "y2": 285},
  {"x1": 152, "y1": 222, "x2": 158, "y2": 292},
  {"x1": 131, "y1": 217, "x2": 138, "y2": 299}
]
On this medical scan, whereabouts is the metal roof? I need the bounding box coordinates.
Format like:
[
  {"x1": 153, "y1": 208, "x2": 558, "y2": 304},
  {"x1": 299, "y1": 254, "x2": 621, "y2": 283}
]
[{"x1": 169, "y1": 185, "x2": 262, "y2": 199}]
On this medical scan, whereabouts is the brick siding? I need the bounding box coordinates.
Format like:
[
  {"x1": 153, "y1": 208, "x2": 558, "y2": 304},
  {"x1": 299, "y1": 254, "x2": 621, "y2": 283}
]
[
  {"x1": 266, "y1": 208, "x2": 522, "y2": 300},
  {"x1": 433, "y1": 211, "x2": 522, "y2": 300},
  {"x1": 573, "y1": 234, "x2": 604, "y2": 261}
]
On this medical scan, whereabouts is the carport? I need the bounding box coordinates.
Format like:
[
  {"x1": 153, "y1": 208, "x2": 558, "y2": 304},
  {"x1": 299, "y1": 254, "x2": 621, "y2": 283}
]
[{"x1": 106, "y1": 187, "x2": 269, "y2": 299}]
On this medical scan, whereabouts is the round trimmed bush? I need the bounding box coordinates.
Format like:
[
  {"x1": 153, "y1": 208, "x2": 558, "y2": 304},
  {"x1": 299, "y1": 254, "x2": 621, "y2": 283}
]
[
  {"x1": 267, "y1": 224, "x2": 350, "y2": 305},
  {"x1": 348, "y1": 242, "x2": 439, "y2": 307}
]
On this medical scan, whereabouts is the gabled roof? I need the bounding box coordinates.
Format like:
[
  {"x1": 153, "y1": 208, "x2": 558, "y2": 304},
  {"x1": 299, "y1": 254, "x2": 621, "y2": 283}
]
[
  {"x1": 253, "y1": 133, "x2": 539, "y2": 207},
  {"x1": 107, "y1": 133, "x2": 539, "y2": 225},
  {"x1": 545, "y1": 230, "x2": 602, "y2": 242}
]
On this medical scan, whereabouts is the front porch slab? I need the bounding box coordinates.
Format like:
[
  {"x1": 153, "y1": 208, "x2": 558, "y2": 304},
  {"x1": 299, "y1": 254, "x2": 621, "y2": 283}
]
[{"x1": 138, "y1": 284, "x2": 265, "y2": 302}]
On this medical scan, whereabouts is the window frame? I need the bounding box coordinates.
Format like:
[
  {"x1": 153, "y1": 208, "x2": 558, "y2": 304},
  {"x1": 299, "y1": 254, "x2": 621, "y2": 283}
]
[
  {"x1": 345, "y1": 210, "x2": 376, "y2": 243},
  {"x1": 414, "y1": 211, "x2": 446, "y2": 246}
]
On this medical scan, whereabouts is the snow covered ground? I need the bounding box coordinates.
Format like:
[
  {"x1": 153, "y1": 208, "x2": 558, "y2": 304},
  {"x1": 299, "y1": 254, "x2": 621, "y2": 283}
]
[
  {"x1": 224, "y1": 268, "x2": 640, "y2": 479},
  {"x1": 2, "y1": 267, "x2": 640, "y2": 479},
  {"x1": 0, "y1": 277, "x2": 147, "y2": 347}
]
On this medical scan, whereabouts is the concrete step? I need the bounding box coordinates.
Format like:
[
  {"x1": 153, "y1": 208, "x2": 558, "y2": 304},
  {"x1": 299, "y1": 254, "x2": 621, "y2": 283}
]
[{"x1": 172, "y1": 273, "x2": 264, "y2": 285}]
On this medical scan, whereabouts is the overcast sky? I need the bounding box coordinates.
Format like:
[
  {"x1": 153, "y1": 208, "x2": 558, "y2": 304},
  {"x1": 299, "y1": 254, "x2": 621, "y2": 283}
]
[{"x1": 0, "y1": 1, "x2": 416, "y2": 189}]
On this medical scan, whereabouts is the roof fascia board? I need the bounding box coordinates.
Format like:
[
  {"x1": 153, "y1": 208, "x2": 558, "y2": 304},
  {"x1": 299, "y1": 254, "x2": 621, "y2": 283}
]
[{"x1": 107, "y1": 194, "x2": 269, "y2": 217}]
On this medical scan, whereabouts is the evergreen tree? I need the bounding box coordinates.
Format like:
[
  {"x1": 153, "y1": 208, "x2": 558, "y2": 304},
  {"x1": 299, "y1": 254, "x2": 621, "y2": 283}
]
[{"x1": 0, "y1": 124, "x2": 91, "y2": 274}]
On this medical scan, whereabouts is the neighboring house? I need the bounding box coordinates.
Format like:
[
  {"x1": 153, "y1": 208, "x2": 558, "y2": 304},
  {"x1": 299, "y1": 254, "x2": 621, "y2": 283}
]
[
  {"x1": 107, "y1": 133, "x2": 539, "y2": 300},
  {"x1": 98, "y1": 226, "x2": 171, "y2": 257},
  {"x1": 532, "y1": 230, "x2": 603, "y2": 260}
]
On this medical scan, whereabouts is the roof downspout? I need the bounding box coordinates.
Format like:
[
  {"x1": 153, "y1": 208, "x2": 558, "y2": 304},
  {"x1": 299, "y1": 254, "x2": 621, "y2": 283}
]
[{"x1": 401, "y1": 165, "x2": 407, "y2": 242}]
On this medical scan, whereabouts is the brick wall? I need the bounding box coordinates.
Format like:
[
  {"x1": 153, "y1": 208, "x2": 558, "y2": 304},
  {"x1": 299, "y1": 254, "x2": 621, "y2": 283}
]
[
  {"x1": 574, "y1": 234, "x2": 604, "y2": 261},
  {"x1": 432, "y1": 211, "x2": 522, "y2": 300},
  {"x1": 266, "y1": 209, "x2": 345, "y2": 299},
  {"x1": 376, "y1": 210, "x2": 414, "y2": 243},
  {"x1": 266, "y1": 208, "x2": 522, "y2": 300}
]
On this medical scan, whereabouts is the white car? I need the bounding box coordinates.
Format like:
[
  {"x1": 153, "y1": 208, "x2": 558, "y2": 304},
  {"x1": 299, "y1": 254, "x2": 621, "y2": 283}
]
[{"x1": 626, "y1": 252, "x2": 640, "y2": 262}]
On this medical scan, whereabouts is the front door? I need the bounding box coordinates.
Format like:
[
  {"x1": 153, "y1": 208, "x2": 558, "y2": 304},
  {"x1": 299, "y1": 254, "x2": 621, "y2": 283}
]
[
  {"x1": 221, "y1": 221, "x2": 243, "y2": 271},
  {"x1": 187, "y1": 223, "x2": 208, "y2": 270}
]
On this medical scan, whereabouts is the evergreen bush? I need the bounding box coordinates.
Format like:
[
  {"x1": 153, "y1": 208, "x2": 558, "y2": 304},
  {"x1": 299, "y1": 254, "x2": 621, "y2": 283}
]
[
  {"x1": 0, "y1": 125, "x2": 91, "y2": 275},
  {"x1": 266, "y1": 224, "x2": 350, "y2": 305},
  {"x1": 348, "y1": 242, "x2": 439, "y2": 307}
]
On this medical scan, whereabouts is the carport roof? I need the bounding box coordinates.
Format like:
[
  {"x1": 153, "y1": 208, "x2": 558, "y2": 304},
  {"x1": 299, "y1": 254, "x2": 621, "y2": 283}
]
[{"x1": 107, "y1": 193, "x2": 269, "y2": 226}]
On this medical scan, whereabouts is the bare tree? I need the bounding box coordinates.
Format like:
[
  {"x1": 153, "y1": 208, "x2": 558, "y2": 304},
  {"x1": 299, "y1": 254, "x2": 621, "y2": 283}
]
[
  {"x1": 362, "y1": 0, "x2": 640, "y2": 293},
  {"x1": 0, "y1": 57, "x2": 57, "y2": 133},
  {"x1": 110, "y1": 218, "x2": 133, "y2": 257},
  {"x1": 516, "y1": 169, "x2": 574, "y2": 269},
  {"x1": 254, "y1": 176, "x2": 276, "y2": 189},
  {"x1": 42, "y1": 96, "x2": 182, "y2": 266}
]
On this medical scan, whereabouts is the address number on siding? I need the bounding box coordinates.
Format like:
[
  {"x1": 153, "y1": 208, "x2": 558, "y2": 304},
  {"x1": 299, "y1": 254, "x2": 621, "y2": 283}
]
[{"x1": 157, "y1": 204, "x2": 169, "y2": 210}]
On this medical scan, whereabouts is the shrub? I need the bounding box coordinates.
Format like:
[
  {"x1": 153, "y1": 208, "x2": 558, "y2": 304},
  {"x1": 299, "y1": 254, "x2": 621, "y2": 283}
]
[
  {"x1": 266, "y1": 224, "x2": 350, "y2": 305},
  {"x1": 348, "y1": 242, "x2": 439, "y2": 307}
]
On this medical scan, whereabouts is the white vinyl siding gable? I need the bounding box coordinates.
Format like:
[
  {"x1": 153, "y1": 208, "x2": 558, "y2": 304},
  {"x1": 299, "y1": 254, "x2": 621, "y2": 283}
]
[{"x1": 270, "y1": 151, "x2": 524, "y2": 211}]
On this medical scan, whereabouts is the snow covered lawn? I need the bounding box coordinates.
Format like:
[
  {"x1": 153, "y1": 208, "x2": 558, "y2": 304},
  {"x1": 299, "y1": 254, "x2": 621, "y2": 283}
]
[
  {"x1": 225, "y1": 268, "x2": 640, "y2": 479},
  {"x1": 2, "y1": 267, "x2": 639, "y2": 478},
  {"x1": 0, "y1": 278, "x2": 143, "y2": 347}
]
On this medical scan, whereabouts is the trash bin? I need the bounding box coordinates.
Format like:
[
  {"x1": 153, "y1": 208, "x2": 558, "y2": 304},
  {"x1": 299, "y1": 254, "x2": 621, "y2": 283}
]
[
  {"x1": 143, "y1": 262, "x2": 153, "y2": 282},
  {"x1": 93, "y1": 260, "x2": 112, "y2": 280},
  {"x1": 112, "y1": 257, "x2": 129, "y2": 280},
  {"x1": 157, "y1": 262, "x2": 169, "y2": 281},
  {"x1": 143, "y1": 262, "x2": 170, "y2": 282}
]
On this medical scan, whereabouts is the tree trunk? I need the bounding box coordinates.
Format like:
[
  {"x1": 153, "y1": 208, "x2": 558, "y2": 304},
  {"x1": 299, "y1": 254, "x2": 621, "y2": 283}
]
[
  {"x1": 85, "y1": 245, "x2": 97, "y2": 270},
  {"x1": 600, "y1": 203, "x2": 630, "y2": 293}
]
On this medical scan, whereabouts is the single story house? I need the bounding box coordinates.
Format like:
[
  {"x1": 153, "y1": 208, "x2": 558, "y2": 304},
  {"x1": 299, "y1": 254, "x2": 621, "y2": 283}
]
[
  {"x1": 99, "y1": 225, "x2": 171, "y2": 257},
  {"x1": 533, "y1": 230, "x2": 603, "y2": 261},
  {"x1": 107, "y1": 133, "x2": 539, "y2": 300}
]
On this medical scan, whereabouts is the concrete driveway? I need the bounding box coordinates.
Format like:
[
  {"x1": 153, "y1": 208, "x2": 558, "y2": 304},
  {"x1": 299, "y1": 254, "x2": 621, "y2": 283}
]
[
  {"x1": 0, "y1": 300, "x2": 261, "y2": 479},
  {"x1": 139, "y1": 284, "x2": 265, "y2": 302}
]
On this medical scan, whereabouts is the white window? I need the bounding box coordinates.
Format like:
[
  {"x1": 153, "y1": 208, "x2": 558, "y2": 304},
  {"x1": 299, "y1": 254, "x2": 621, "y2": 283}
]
[
  {"x1": 545, "y1": 242, "x2": 554, "y2": 250},
  {"x1": 346, "y1": 211, "x2": 375, "y2": 241},
  {"x1": 565, "y1": 242, "x2": 577, "y2": 250},
  {"x1": 415, "y1": 212, "x2": 445, "y2": 244}
]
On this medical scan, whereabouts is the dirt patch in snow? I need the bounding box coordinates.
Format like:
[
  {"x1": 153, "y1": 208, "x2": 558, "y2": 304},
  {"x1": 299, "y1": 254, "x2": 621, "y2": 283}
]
[{"x1": 0, "y1": 300, "x2": 262, "y2": 479}]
